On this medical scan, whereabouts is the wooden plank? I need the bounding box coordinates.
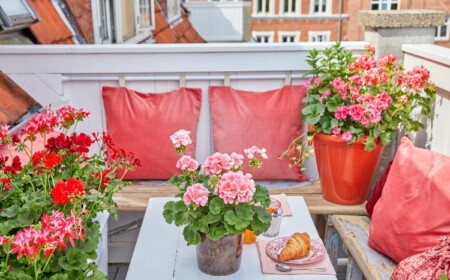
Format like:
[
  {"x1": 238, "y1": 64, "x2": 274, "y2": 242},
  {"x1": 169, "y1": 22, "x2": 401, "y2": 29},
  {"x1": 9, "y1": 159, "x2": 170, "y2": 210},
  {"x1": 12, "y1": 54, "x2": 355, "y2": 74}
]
[
  {"x1": 113, "y1": 181, "x2": 367, "y2": 215},
  {"x1": 330, "y1": 215, "x2": 396, "y2": 280}
]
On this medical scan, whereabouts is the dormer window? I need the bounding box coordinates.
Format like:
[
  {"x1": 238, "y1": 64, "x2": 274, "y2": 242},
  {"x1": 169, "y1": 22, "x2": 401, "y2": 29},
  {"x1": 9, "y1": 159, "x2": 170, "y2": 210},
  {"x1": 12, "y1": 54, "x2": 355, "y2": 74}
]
[{"x1": 0, "y1": 0, "x2": 37, "y2": 31}]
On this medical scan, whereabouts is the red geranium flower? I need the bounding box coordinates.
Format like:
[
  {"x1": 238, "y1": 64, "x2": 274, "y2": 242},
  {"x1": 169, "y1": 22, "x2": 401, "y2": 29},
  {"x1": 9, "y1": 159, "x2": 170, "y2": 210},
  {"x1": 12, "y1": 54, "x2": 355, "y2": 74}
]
[
  {"x1": 51, "y1": 178, "x2": 86, "y2": 205},
  {"x1": 4, "y1": 156, "x2": 22, "y2": 174},
  {"x1": 1, "y1": 178, "x2": 12, "y2": 191},
  {"x1": 43, "y1": 153, "x2": 62, "y2": 169}
]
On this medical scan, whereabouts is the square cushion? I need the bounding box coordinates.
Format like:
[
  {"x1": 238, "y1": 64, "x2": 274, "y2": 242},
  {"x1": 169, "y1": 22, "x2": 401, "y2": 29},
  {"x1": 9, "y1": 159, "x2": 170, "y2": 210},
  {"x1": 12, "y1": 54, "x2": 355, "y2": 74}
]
[
  {"x1": 209, "y1": 85, "x2": 308, "y2": 181},
  {"x1": 368, "y1": 137, "x2": 450, "y2": 263},
  {"x1": 102, "y1": 87, "x2": 202, "y2": 180}
]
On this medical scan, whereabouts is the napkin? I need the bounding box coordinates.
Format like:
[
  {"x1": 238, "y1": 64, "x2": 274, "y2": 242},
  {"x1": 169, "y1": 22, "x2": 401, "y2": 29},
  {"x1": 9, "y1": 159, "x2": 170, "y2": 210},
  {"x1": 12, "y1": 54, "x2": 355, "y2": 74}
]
[
  {"x1": 256, "y1": 238, "x2": 336, "y2": 275},
  {"x1": 271, "y1": 193, "x2": 292, "y2": 216}
]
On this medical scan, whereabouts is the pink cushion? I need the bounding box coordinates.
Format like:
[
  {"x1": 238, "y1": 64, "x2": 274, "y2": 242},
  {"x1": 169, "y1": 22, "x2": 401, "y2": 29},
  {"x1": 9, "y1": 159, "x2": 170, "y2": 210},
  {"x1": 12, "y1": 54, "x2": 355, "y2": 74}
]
[
  {"x1": 209, "y1": 85, "x2": 308, "y2": 181},
  {"x1": 365, "y1": 160, "x2": 393, "y2": 218},
  {"x1": 102, "y1": 87, "x2": 202, "y2": 180},
  {"x1": 368, "y1": 137, "x2": 450, "y2": 263}
]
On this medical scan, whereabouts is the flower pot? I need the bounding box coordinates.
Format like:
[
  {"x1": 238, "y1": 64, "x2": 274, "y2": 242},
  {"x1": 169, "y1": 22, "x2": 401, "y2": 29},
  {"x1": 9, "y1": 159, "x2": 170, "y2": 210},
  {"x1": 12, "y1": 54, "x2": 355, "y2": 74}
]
[
  {"x1": 313, "y1": 133, "x2": 383, "y2": 205},
  {"x1": 196, "y1": 234, "x2": 243, "y2": 275}
]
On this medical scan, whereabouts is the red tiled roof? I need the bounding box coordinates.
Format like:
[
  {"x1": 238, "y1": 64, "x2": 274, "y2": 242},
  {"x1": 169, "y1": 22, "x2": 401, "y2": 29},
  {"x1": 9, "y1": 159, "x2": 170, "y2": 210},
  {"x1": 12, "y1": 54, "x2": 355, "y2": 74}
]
[
  {"x1": 0, "y1": 72, "x2": 37, "y2": 126},
  {"x1": 65, "y1": 0, "x2": 94, "y2": 43},
  {"x1": 153, "y1": 0, "x2": 205, "y2": 44},
  {"x1": 28, "y1": 0, "x2": 75, "y2": 44}
]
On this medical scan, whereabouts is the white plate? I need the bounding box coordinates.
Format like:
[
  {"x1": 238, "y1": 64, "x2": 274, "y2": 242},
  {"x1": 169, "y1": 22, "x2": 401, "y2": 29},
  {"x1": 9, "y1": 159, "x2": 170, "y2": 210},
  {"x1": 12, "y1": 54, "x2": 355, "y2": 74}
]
[{"x1": 266, "y1": 237, "x2": 325, "y2": 265}]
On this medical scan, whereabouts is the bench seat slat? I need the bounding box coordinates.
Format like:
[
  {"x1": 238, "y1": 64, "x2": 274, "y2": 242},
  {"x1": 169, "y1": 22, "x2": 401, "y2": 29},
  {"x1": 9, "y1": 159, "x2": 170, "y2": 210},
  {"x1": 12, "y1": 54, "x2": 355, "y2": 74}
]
[{"x1": 331, "y1": 215, "x2": 396, "y2": 280}]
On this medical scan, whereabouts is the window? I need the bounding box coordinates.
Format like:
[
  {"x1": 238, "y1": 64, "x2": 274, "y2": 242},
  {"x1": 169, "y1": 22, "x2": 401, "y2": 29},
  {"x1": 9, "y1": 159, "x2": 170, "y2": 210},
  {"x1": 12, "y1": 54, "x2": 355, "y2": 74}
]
[
  {"x1": 252, "y1": 31, "x2": 274, "y2": 43},
  {"x1": 0, "y1": 0, "x2": 37, "y2": 31},
  {"x1": 281, "y1": 0, "x2": 300, "y2": 14},
  {"x1": 435, "y1": 15, "x2": 449, "y2": 41},
  {"x1": 95, "y1": 0, "x2": 114, "y2": 43},
  {"x1": 371, "y1": 0, "x2": 399, "y2": 11},
  {"x1": 92, "y1": 0, "x2": 155, "y2": 44},
  {"x1": 253, "y1": 0, "x2": 274, "y2": 15},
  {"x1": 308, "y1": 31, "x2": 330, "y2": 42},
  {"x1": 166, "y1": 0, "x2": 181, "y2": 23},
  {"x1": 278, "y1": 31, "x2": 300, "y2": 43},
  {"x1": 310, "y1": 0, "x2": 330, "y2": 14}
]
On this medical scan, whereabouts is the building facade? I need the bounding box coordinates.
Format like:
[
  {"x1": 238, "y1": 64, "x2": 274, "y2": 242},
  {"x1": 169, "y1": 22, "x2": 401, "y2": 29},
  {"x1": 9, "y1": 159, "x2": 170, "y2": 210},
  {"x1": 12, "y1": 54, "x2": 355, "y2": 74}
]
[{"x1": 251, "y1": 0, "x2": 450, "y2": 47}]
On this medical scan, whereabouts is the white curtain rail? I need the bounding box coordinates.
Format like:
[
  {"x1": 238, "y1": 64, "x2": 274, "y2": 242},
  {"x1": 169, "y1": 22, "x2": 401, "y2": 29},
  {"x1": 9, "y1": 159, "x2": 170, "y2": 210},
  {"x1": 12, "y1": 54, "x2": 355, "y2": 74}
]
[{"x1": 61, "y1": 73, "x2": 306, "y2": 82}]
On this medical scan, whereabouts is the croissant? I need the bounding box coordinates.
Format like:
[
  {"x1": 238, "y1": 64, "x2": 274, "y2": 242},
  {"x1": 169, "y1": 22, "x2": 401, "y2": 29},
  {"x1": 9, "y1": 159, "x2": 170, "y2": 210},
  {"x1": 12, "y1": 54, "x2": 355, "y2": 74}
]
[{"x1": 278, "y1": 232, "x2": 311, "y2": 261}]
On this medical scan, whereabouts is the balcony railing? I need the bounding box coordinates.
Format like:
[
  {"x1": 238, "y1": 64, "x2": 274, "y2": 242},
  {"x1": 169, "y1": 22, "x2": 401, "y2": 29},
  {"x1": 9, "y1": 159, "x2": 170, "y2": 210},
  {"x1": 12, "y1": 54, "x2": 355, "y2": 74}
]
[{"x1": 0, "y1": 42, "x2": 448, "y2": 181}]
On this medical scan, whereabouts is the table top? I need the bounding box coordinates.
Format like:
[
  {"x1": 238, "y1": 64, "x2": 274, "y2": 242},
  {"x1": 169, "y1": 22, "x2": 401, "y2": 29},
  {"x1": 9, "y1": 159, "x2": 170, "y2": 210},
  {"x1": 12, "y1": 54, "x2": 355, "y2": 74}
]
[{"x1": 126, "y1": 196, "x2": 337, "y2": 280}]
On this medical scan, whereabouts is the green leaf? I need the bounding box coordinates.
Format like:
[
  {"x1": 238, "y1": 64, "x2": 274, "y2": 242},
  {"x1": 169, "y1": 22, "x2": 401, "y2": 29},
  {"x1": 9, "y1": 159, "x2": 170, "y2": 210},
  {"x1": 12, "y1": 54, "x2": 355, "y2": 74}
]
[
  {"x1": 49, "y1": 274, "x2": 70, "y2": 280},
  {"x1": 305, "y1": 115, "x2": 321, "y2": 125},
  {"x1": 364, "y1": 136, "x2": 376, "y2": 152},
  {"x1": 224, "y1": 208, "x2": 251, "y2": 231},
  {"x1": 380, "y1": 132, "x2": 392, "y2": 146},
  {"x1": 183, "y1": 225, "x2": 201, "y2": 245},
  {"x1": 58, "y1": 248, "x2": 87, "y2": 271},
  {"x1": 206, "y1": 227, "x2": 227, "y2": 241},
  {"x1": 251, "y1": 207, "x2": 272, "y2": 234},
  {"x1": 439, "y1": 275, "x2": 448, "y2": 280},
  {"x1": 252, "y1": 185, "x2": 271, "y2": 208},
  {"x1": 330, "y1": 119, "x2": 339, "y2": 128},
  {"x1": 209, "y1": 197, "x2": 224, "y2": 215},
  {"x1": 0, "y1": 205, "x2": 19, "y2": 218},
  {"x1": 163, "y1": 200, "x2": 188, "y2": 226}
]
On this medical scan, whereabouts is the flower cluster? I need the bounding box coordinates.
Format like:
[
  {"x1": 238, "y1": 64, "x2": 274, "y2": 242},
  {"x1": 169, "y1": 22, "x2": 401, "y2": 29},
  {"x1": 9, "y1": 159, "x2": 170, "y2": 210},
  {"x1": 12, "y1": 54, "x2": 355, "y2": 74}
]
[
  {"x1": 163, "y1": 130, "x2": 272, "y2": 245},
  {"x1": 283, "y1": 43, "x2": 436, "y2": 169},
  {"x1": 0, "y1": 106, "x2": 139, "y2": 279}
]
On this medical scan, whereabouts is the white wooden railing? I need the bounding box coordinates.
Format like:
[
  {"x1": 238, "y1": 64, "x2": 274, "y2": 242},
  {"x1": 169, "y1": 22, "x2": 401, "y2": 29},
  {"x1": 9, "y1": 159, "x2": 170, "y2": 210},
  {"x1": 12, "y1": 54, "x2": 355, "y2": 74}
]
[
  {"x1": 403, "y1": 44, "x2": 450, "y2": 156},
  {"x1": 0, "y1": 42, "x2": 367, "y2": 180}
]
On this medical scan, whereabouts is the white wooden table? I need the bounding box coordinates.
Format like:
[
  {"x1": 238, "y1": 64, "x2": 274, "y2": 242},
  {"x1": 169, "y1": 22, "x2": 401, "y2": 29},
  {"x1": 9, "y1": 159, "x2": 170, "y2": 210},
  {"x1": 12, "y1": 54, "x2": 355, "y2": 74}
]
[{"x1": 126, "y1": 197, "x2": 337, "y2": 280}]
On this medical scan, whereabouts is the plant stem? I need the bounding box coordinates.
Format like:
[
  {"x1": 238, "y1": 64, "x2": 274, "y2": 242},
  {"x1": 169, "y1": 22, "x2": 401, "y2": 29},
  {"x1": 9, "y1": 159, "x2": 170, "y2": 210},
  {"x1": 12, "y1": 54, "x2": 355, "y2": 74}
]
[
  {"x1": 42, "y1": 254, "x2": 53, "y2": 274},
  {"x1": 34, "y1": 259, "x2": 39, "y2": 280}
]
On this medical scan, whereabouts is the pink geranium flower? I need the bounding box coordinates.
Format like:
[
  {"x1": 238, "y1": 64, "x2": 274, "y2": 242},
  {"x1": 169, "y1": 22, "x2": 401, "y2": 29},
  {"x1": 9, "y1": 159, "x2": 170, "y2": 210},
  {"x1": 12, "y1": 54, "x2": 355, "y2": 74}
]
[
  {"x1": 341, "y1": 131, "x2": 353, "y2": 142},
  {"x1": 216, "y1": 171, "x2": 255, "y2": 204},
  {"x1": 176, "y1": 155, "x2": 199, "y2": 172},
  {"x1": 170, "y1": 130, "x2": 192, "y2": 148},
  {"x1": 203, "y1": 152, "x2": 232, "y2": 175},
  {"x1": 230, "y1": 153, "x2": 244, "y2": 169},
  {"x1": 183, "y1": 183, "x2": 210, "y2": 206}
]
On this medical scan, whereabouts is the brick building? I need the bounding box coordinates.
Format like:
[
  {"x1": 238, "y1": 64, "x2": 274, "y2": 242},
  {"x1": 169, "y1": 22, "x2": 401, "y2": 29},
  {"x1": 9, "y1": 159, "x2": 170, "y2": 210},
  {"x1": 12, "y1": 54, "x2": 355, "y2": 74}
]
[{"x1": 251, "y1": 0, "x2": 450, "y2": 47}]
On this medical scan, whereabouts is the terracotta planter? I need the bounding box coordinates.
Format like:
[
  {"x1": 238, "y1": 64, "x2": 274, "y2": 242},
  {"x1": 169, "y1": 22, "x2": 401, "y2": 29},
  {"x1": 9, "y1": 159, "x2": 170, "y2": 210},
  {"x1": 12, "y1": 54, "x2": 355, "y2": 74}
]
[
  {"x1": 313, "y1": 133, "x2": 383, "y2": 205},
  {"x1": 196, "y1": 234, "x2": 243, "y2": 276}
]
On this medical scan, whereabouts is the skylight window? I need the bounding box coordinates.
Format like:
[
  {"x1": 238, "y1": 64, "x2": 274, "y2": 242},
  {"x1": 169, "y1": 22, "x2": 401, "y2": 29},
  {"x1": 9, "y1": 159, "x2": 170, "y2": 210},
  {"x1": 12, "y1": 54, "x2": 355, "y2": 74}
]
[{"x1": 0, "y1": 0, "x2": 37, "y2": 31}]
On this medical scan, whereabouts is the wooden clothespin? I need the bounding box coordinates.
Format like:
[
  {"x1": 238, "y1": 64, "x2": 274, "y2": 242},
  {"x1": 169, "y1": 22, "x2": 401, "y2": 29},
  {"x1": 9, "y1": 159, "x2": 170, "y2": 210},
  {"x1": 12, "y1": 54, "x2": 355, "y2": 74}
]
[
  {"x1": 224, "y1": 74, "x2": 231, "y2": 86},
  {"x1": 179, "y1": 74, "x2": 186, "y2": 88},
  {"x1": 119, "y1": 75, "x2": 126, "y2": 87},
  {"x1": 284, "y1": 72, "x2": 292, "y2": 86}
]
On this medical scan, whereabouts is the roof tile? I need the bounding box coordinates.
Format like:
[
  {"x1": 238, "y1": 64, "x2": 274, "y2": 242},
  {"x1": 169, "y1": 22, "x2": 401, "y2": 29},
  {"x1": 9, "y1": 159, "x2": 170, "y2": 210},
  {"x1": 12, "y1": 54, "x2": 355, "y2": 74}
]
[
  {"x1": 28, "y1": 0, "x2": 74, "y2": 44},
  {"x1": 65, "y1": 0, "x2": 94, "y2": 43},
  {"x1": 0, "y1": 72, "x2": 37, "y2": 126}
]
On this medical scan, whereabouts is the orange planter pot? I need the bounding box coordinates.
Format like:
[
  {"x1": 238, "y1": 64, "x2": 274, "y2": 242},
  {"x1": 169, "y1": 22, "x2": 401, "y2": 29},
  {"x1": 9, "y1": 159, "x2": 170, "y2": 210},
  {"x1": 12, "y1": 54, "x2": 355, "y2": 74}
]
[{"x1": 313, "y1": 133, "x2": 384, "y2": 205}]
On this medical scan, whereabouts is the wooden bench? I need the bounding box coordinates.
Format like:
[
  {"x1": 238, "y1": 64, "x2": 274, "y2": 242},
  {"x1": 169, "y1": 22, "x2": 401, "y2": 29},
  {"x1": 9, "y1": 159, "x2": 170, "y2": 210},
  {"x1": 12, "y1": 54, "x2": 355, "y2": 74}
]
[
  {"x1": 328, "y1": 215, "x2": 396, "y2": 280},
  {"x1": 113, "y1": 180, "x2": 367, "y2": 216}
]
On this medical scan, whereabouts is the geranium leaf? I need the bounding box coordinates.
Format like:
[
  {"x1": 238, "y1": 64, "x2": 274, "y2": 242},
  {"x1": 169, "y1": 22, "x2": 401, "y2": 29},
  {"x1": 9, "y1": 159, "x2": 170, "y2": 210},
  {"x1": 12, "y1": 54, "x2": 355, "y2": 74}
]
[
  {"x1": 206, "y1": 227, "x2": 227, "y2": 241},
  {"x1": 224, "y1": 209, "x2": 250, "y2": 230},
  {"x1": 49, "y1": 274, "x2": 70, "y2": 280},
  {"x1": 209, "y1": 197, "x2": 224, "y2": 215},
  {"x1": 0, "y1": 205, "x2": 19, "y2": 218},
  {"x1": 364, "y1": 136, "x2": 376, "y2": 152},
  {"x1": 58, "y1": 248, "x2": 87, "y2": 271},
  {"x1": 253, "y1": 185, "x2": 271, "y2": 208},
  {"x1": 380, "y1": 132, "x2": 392, "y2": 146},
  {"x1": 183, "y1": 225, "x2": 201, "y2": 245}
]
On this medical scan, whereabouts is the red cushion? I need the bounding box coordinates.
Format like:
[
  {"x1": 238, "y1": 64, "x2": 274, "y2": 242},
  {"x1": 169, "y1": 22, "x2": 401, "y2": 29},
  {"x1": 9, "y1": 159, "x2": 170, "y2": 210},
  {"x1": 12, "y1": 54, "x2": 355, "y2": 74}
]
[
  {"x1": 102, "y1": 87, "x2": 202, "y2": 179},
  {"x1": 365, "y1": 160, "x2": 393, "y2": 218},
  {"x1": 209, "y1": 85, "x2": 308, "y2": 181},
  {"x1": 368, "y1": 137, "x2": 450, "y2": 263}
]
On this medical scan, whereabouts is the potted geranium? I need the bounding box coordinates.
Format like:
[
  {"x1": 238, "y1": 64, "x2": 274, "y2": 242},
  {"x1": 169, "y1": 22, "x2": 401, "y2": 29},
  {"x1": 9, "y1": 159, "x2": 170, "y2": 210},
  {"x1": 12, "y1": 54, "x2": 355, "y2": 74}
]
[
  {"x1": 163, "y1": 130, "x2": 272, "y2": 276},
  {"x1": 0, "y1": 106, "x2": 140, "y2": 279},
  {"x1": 283, "y1": 43, "x2": 436, "y2": 205}
]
